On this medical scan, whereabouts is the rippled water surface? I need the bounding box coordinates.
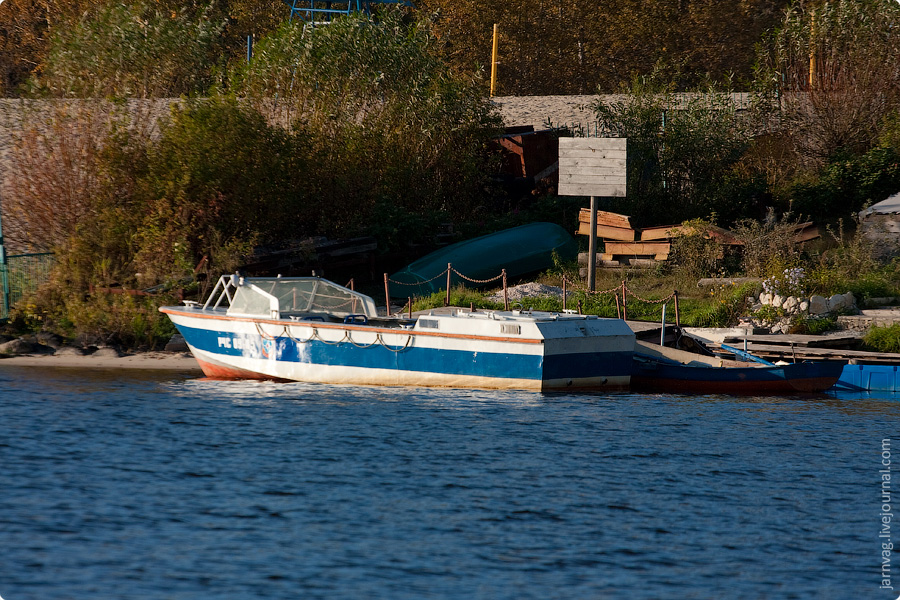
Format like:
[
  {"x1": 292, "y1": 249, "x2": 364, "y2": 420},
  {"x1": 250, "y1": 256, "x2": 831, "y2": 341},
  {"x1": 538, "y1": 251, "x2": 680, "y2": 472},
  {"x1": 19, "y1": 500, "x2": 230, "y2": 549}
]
[{"x1": 1, "y1": 365, "x2": 898, "y2": 599}]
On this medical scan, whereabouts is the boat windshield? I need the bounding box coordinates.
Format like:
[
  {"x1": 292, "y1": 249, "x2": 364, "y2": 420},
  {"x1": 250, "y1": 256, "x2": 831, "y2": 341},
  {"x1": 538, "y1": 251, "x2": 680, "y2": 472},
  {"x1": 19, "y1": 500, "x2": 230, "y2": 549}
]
[{"x1": 225, "y1": 277, "x2": 377, "y2": 318}]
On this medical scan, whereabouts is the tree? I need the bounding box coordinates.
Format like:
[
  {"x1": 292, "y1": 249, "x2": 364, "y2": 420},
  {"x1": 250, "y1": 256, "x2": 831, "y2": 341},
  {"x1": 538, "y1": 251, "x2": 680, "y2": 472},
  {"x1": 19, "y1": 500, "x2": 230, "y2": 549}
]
[
  {"x1": 233, "y1": 10, "x2": 502, "y2": 237},
  {"x1": 591, "y1": 78, "x2": 759, "y2": 226},
  {"x1": 31, "y1": 1, "x2": 227, "y2": 98},
  {"x1": 758, "y1": 0, "x2": 900, "y2": 163}
]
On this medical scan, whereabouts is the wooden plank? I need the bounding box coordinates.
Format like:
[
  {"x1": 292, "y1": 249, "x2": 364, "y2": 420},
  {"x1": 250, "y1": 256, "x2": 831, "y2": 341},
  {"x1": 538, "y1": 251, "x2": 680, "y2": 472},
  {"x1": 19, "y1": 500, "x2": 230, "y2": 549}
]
[
  {"x1": 560, "y1": 174, "x2": 627, "y2": 185},
  {"x1": 578, "y1": 208, "x2": 632, "y2": 228},
  {"x1": 558, "y1": 149, "x2": 628, "y2": 160},
  {"x1": 792, "y1": 224, "x2": 820, "y2": 243},
  {"x1": 604, "y1": 241, "x2": 671, "y2": 255},
  {"x1": 559, "y1": 137, "x2": 627, "y2": 149},
  {"x1": 559, "y1": 183, "x2": 627, "y2": 197},
  {"x1": 732, "y1": 343, "x2": 900, "y2": 363},
  {"x1": 721, "y1": 333, "x2": 862, "y2": 348},
  {"x1": 575, "y1": 222, "x2": 636, "y2": 241},
  {"x1": 558, "y1": 158, "x2": 627, "y2": 170},
  {"x1": 640, "y1": 225, "x2": 685, "y2": 241}
]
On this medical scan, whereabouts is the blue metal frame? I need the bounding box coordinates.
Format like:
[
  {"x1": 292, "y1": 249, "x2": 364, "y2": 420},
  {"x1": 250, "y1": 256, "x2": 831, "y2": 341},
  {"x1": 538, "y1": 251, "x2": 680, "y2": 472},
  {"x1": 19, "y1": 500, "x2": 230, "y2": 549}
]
[{"x1": 282, "y1": 0, "x2": 411, "y2": 24}]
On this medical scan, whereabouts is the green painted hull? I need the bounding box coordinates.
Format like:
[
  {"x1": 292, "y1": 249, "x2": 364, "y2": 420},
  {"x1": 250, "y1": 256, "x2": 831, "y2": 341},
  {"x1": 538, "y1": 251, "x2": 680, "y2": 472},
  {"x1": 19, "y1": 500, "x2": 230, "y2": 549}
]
[{"x1": 389, "y1": 222, "x2": 577, "y2": 296}]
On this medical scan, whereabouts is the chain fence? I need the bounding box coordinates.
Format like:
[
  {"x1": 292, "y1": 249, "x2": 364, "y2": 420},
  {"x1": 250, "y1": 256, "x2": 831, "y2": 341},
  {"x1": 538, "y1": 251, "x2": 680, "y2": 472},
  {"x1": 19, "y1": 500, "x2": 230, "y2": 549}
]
[{"x1": 384, "y1": 263, "x2": 680, "y2": 323}]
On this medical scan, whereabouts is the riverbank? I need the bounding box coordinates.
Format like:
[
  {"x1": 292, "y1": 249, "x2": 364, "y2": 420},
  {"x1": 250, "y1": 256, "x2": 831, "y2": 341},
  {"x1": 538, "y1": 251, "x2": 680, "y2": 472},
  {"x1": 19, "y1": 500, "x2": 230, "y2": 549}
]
[{"x1": 0, "y1": 350, "x2": 202, "y2": 372}]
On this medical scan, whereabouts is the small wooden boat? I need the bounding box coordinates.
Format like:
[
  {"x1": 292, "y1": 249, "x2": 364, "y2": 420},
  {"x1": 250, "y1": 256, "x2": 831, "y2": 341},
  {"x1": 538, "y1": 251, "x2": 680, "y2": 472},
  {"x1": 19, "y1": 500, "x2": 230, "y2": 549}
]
[
  {"x1": 159, "y1": 275, "x2": 634, "y2": 390},
  {"x1": 631, "y1": 341, "x2": 844, "y2": 394}
]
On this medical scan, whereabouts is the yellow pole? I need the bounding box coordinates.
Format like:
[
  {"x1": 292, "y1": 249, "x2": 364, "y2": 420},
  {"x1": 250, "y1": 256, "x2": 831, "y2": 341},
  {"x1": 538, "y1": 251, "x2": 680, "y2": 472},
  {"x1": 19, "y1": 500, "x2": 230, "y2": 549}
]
[
  {"x1": 809, "y1": 8, "x2": 816, "y2": 89},
  {"x1": 490, "y1": 23, "x2": 499, "y2": 97}
]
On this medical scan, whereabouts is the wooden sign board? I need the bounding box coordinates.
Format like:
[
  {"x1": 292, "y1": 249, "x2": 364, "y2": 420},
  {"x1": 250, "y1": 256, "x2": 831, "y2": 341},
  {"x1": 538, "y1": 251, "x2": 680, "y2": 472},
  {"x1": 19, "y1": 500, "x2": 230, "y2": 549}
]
[{"x1": 558, "y1": 137, "x2": 627, "y2": 197}]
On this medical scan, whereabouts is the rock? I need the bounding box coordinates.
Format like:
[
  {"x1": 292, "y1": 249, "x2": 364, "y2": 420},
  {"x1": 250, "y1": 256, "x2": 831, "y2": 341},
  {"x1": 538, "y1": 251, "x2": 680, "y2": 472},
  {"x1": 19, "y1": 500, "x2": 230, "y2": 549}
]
[
  {"x1": 751, "y1": 303, "x2": 763, "y2": 312},
  {"x1": 36, "y1": 332, "x2": 64, "y2": 349},
  {"x1": 809, "y1": 295, "x2": 828, "y2": 315},
  {"x1": 771, "y1": 323, "x2": 784, "y2": 334},
  {"x1": 772, "y1": 294, "x2": 784, "y2": 309},
  {"x1": 783, "y1": 296, "x2": 799, "y2": 312},
  {"x1": 91, "y1": 346, "x2": 123, "y2": 358},
  {"x1": 760, "y1": 292, "x2": 772, "y2": 305},
  {"x1": 827, "y1": 293, "x2": 847, "y2": 312},
  {"x1": 54, "y1": 346, "x2": 86, "y2": 356},
  {"x1": 800, "y1": 301, "x2": 809, "y2": 313},
  {"x1": 843, "y1": 292, "x2": 856, "y2": 309},
  {"x1": 164, "y1": 334, "x2": 189, "y2": 353},
  {"x1": 0, "y1": 337, "x2": 35, "y2": 355}
]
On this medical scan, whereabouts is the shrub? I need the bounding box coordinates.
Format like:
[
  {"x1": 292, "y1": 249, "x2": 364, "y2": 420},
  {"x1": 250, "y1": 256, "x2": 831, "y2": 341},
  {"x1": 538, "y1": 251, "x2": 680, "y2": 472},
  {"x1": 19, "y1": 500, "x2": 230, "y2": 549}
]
[
  {"x1": 862, "y1": 323, "x2": 900, "y2": 354},
  {"x1": 668, "y1": 218, "x2": 723, "y2": 281},
  {"x1": 590, "y1": 77, "x2": 756, "y2": 226}
]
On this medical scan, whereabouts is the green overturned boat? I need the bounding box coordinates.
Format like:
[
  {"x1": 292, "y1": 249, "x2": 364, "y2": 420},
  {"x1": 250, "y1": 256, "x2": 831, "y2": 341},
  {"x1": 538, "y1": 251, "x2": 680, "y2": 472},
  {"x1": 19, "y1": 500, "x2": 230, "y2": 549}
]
[{"x1": 389, "y1": 222, "x2": 578, "y2": 296}]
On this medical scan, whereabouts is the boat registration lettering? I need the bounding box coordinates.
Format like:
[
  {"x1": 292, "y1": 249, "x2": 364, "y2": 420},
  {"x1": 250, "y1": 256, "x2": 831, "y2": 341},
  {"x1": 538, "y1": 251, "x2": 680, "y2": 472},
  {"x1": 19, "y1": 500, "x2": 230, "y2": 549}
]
[{"x1": 218, "y1": 336, "x2": 232, "y2": 349}]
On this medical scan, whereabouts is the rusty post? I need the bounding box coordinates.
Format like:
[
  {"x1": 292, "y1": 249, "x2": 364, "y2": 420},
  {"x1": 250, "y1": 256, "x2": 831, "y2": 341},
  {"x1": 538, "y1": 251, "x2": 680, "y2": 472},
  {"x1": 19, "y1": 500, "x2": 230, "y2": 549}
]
[
  {"x1": 673, "y1": 290, "x2": 680, "y2": 328},
  {"x1": 408, "y1": 297, "x2": 412, "y2": 319},
  {"x1": 502, "y1": 268, "x2": 509, "y2": 311},
  {"x1": 384, "y1": 273, "x2": 390, "y2": 316},
  {"x1": 348, "y1": 278, "x2": 355, "y2": 291},
  {"x1": 445, "y1": 263, "x2": 452, "y2": 306},
  {"x1": 562, "y1": 276, "x2": 567, "y2": 311},
  {"x1": 615, "y1": 293, "x2": 621, "y2": 319},
  {"x1": 621, "y1": 280, "x2": 627, "y2": 321},
  {"x1": 577, "y1": 300, "x2": 582, "y2": 315}
]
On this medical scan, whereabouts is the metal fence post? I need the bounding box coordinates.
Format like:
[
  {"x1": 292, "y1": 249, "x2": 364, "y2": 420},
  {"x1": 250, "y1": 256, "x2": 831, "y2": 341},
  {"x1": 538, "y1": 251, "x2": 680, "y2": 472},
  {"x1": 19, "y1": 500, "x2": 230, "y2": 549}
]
[{"x1": 445, "y1": 263, "x2": 452, "y2": 306}]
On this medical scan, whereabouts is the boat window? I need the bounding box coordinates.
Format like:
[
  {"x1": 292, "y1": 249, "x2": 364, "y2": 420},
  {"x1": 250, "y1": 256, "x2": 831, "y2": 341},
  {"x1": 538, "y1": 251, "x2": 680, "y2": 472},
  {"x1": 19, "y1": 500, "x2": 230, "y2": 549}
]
[
  {"x1": 228, "y1": 286, "x2": 274, "y2": 316},
  {"x1": 418, "y1": 319, "x2": 439, "y2": 329},
  {"x1": 225, "y1": 278, "x2": 377, "y2": 318},
  {"x1": 500, "y1": 324, "x2": 521, "y2": 335}
]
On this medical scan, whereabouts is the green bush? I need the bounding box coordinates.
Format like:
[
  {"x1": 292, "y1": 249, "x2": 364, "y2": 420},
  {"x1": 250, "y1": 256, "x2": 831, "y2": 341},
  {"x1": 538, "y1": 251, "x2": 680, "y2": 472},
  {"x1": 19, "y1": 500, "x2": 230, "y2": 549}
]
[
  {"x1": 590, "y1": 77, "x2": 757, "y2": 226},
  {"x1": 32, "y1": 1, "x2": 226, "y2": 98},
  {"x1": 863, "y1": 323, "x2": 900, "y2": 354}
]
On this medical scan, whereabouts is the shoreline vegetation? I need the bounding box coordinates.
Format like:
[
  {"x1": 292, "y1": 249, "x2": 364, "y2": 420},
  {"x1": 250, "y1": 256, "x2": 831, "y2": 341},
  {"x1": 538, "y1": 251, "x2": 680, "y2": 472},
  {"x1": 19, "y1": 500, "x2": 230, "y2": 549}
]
[{"x1": 1, "y1": 3, "x2": 899, "y2": 352}]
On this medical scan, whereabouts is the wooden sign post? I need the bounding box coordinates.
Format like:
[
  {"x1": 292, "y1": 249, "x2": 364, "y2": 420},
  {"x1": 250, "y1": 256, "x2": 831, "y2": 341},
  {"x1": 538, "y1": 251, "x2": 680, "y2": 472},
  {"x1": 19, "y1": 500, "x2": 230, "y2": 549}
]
[{"x1": 557, "y1": 137, "x2": 627, "y2": 291}]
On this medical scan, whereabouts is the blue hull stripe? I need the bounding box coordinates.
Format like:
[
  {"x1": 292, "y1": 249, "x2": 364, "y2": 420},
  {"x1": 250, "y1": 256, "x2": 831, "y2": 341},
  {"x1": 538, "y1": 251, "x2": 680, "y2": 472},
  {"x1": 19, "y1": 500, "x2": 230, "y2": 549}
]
[{"x1": 175, "y1": 323, "x2": 631, "y2": 382}]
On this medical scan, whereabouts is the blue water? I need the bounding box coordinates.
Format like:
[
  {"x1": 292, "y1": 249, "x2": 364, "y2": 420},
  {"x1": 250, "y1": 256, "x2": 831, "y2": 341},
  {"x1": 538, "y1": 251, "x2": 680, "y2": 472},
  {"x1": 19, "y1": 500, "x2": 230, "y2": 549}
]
[{"x1": 1, "y1": 365, "x2": 898, "y2": 600}]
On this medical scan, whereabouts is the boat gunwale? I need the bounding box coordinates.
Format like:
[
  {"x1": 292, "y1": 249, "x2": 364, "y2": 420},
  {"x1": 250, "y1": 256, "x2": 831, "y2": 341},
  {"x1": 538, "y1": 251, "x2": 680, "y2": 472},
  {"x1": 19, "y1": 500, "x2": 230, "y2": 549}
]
[{"x1": 159, "y1": 305, "x2": 550, "y2": 345}]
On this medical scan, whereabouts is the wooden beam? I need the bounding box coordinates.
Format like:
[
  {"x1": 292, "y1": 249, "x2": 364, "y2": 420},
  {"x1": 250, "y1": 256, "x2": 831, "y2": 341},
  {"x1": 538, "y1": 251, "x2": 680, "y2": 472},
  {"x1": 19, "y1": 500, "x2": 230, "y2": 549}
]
[
  {"x1": 603, "y1": 241, "x2": 671, "y2": 256},
  {"x1": 640, "y1": 225, "x2": 684, "y2": 241},
  {"x1": 578, "y1": 208, "x2": 632, "y2": 228},
  {"x1": 575, "y1": 222, "x2": 636, "y2": 241}
]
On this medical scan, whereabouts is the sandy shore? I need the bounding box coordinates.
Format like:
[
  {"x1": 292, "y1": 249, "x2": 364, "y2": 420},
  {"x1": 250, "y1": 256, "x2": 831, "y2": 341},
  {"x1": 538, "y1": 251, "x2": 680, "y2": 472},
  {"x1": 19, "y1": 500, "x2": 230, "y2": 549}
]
[{"x1": 0, "y1": 351, "x2": 203, "y2": 372}]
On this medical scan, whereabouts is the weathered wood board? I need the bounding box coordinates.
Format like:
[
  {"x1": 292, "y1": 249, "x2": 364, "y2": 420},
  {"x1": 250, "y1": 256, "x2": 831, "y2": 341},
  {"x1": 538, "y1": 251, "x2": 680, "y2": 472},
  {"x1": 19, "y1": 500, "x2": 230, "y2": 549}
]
[
  {"x1": 603, "y1": 241, "x2": 671, "y2": 257},
  {"x1": 558, "y1": 138, "x2": 627, "y2": 197},
  {"x1": 577, "y1": 208, "x2": 632, "y2": 228},
  {"x1": 575, "y1": 222, "x2": 636, "y2": 241}
]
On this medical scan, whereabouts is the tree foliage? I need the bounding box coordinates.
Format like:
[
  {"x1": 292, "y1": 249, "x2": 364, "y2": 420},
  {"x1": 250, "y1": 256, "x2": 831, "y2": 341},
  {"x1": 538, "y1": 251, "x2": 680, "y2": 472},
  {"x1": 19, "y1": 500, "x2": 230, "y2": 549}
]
[
  {"x1": 30, "y1": 1, "x2": 227, "y2": 98},
  {"x1": 233, "y1": 10, "x2": 502, "y2": 230},
  {"x1": 420, "y1": 0, "x2": 790, "y2": 94},
  {"x1": 758, "y1": 0, "x2": 900, "y2": 162},
  {"x1": 590, "y1": 78, "x2": 759, "y2": 226}
]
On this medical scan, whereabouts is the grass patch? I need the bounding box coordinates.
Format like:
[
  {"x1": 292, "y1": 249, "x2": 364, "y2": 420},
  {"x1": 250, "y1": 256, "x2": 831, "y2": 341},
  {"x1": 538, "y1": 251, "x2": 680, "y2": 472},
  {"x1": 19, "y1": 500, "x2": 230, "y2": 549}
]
[{"x1": 862, "y1": 323, "x2": 900, "y2": 354}]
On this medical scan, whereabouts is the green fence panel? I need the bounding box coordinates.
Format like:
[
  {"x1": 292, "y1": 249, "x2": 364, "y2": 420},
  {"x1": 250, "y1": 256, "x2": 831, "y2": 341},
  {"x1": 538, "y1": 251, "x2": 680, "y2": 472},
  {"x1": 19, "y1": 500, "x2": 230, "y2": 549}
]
[{"x1": 1, "y1": 253, "x2": 54, "y2": 320}]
